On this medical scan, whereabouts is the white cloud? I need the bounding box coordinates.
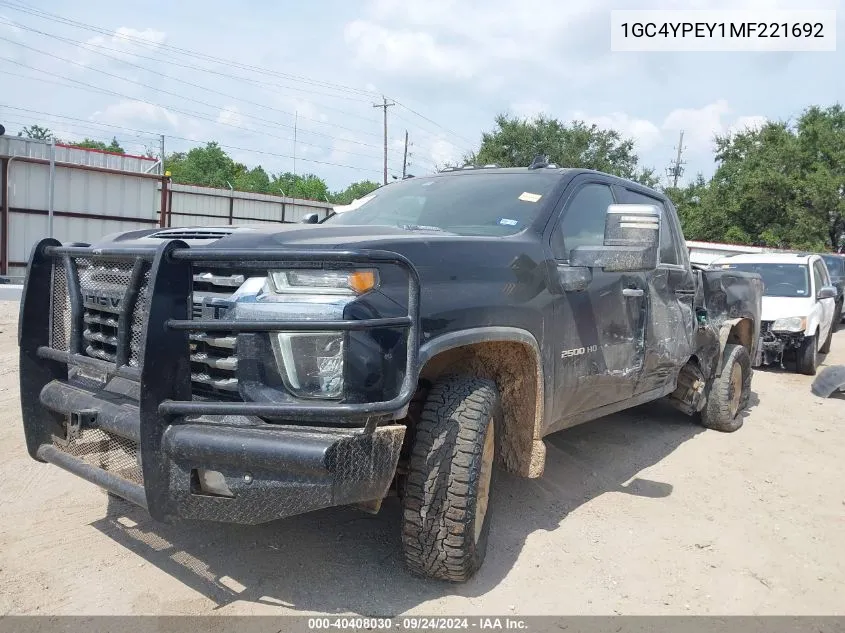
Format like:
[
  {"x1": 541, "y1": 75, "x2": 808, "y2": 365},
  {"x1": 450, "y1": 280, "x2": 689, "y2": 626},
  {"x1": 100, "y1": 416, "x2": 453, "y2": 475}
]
[
  {"x1": 728, "y1": 115, "x2": 768, "y2": 135},
  {"x1": 92, "y1": 100, "x2": 179, "y2": 129},
  {"x1": 216, "y1": 106, "x2": 244, "y2": 128},
  {"x1": 572, "y1": 110, "x2": 663, "y2": 151},
  {"x1": 428, "y1": 138, "x2": 461, "y2": 168},
  {"x1": 662, "y1": 100, "x2": 767, "y2": 152},
  {"x1": 344, "y1": 20, "x2": 476, "y2": 79},
  {"x1": 510, "y1": 101, "x2": 551, "y2": 120},
  {"x1": 79, "y1": 27, "x2": 167, "y2": 66},
  {"x1": 87, "y1": 27, "x2": 166, "y2": 51}
]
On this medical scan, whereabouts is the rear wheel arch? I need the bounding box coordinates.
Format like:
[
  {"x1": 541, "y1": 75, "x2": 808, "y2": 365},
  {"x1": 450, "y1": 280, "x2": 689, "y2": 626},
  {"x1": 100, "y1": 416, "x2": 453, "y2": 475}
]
[{"x1": 415, "y1": 328, "x2": 546, "y2": 478}]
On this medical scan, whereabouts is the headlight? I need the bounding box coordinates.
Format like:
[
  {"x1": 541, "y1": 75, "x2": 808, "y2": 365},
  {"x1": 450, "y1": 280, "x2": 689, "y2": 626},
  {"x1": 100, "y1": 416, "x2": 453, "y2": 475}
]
[
  {"x1": 771, "y1": 316, "x2": 807, "y2": 332},
  {"x1": 269, "y1": 269, "x2": 377, "y2": 295},
  {"x1": 233, "y1": 269, "x2": 377, "y2": 399},
  {"x1": 272, "y1": 331, "x2": 345, "y2": 399}
]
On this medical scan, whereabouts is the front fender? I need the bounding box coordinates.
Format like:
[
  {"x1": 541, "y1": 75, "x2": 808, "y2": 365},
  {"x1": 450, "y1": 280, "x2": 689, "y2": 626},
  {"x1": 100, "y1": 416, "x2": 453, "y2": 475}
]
[{"x1": 715, "y1": 317, "x2": 757, "y2": 377}]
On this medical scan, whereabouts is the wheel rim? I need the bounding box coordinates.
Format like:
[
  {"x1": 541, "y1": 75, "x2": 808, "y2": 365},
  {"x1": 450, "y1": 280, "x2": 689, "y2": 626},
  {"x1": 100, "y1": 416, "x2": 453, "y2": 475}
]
[
  {"x1": 728, "y1": 362, "x2": 743, "y2": 419},
  {"x1": 474, "y1": 419, "x2": 495, "y2": 543}
]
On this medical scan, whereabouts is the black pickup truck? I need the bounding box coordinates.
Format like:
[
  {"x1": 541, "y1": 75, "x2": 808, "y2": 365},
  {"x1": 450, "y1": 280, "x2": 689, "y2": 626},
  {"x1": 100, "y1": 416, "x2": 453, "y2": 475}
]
[{"x1": 18, "y1": 163, "x2": 762, "y2": 582}]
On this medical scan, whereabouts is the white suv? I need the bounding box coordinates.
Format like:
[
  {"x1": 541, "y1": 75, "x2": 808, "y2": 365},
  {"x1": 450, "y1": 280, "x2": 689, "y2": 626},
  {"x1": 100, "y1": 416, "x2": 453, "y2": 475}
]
[{"x1": 711, "y1": 253, "x2": 837, "y2": 375}]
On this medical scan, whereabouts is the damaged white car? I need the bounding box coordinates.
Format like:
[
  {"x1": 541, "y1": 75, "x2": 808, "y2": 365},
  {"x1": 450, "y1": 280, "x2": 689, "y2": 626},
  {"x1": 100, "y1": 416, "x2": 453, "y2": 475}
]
[{"x1": 711, "y1": 253, "x2": 837, "y2": 375}]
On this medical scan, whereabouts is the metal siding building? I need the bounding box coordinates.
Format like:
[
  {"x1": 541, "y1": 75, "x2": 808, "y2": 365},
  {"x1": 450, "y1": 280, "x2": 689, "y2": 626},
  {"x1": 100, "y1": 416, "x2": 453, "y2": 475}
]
[{"x1": 1, "y1": 136, "x2": 333, "y2": 280}]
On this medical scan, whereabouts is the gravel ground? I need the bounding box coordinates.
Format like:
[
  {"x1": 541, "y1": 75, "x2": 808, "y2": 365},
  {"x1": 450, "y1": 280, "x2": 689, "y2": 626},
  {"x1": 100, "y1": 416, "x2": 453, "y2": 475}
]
[{"x1": 0, "y1": 299, "x2": 843, "y2": 616}]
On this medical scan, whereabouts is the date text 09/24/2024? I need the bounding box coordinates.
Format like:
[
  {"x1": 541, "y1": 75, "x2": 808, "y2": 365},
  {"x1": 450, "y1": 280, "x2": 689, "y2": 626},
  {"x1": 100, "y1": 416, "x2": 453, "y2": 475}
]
[{"x1": 307, "y1": 618, "x2": 528, "y2": 630}]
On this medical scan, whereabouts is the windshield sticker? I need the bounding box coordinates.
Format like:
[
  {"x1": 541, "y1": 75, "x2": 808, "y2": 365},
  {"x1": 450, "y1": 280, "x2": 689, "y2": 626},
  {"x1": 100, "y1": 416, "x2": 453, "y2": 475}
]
[
  {"x1": 498, "y1": 218, "x2": 519, "y2": 226},
  {"x1": 518, "y1": 192, "x2": 542, "y2": 203}
]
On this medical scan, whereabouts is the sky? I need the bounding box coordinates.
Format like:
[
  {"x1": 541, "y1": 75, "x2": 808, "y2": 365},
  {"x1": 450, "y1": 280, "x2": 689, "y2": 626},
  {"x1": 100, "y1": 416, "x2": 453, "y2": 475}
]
[{"x1": 0, "y1": 0, "x2": 843, "y2": 192}]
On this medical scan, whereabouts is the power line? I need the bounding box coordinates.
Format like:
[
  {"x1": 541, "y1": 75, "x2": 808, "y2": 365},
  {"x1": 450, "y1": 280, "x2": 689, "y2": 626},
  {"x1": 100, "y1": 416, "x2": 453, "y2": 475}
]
[
  {"x1": 0, "y1": 18, "x2": 378, "y2": 109},
  {"x1": 0, "y1": 2, "x2": 473, "y2": 156},
  {"x1": 0, "y1": 104, "x2": 384, "y2": 175},
  {"x1": 392, "y1": 100, "x2": 476, "y2": 147},
  {"x1": 0, "y1": 59, "x2": 393, "y2": 164},
  {"x1": 0, "y1": 0, "x2": 379, "y2": 99},
  {"x1": 0, "y1": 24, "x2": 386, "y2": 141},
  {"x1": 0, "y1": 36, "x2": 397, "y2": 154}
]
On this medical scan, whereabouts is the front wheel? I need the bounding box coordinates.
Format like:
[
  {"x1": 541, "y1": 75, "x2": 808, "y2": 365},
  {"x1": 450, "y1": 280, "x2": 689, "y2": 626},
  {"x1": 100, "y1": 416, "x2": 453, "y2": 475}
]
[
  {"x1": 401, "y1": 375, "x2": 500, "y2": 582},
  {"x1": 820, "y1": 324, "x2": 833, "y2": 354},
  {"x1": 700, "y1": 344, "x2": 751, "y2": 433},
  {"x1": 797, "y1": 334, "x2": 819, "y2": 375}
]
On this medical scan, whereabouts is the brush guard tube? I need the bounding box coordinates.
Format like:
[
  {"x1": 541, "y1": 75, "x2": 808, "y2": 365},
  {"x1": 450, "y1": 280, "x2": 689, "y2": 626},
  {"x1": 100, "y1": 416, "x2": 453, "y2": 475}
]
[{"x1": 19, "y1": 239, "x2": 419, "y2": 523}]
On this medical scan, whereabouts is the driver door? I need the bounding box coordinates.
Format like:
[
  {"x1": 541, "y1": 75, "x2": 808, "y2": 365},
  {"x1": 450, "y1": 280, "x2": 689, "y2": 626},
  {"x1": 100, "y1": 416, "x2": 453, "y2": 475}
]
[{"x1": 548, "y1": 177, "x2": 648, "y2": 424}]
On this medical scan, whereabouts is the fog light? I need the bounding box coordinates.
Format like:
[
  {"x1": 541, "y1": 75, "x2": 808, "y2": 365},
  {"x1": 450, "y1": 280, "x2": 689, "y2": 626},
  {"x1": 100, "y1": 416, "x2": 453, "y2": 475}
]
[
  {"x1": 195, "y1": 469, "x2": 234, "y2": 498},
  {"x1": 272, "y1": 332, "x2": 345, "y2": 399}
]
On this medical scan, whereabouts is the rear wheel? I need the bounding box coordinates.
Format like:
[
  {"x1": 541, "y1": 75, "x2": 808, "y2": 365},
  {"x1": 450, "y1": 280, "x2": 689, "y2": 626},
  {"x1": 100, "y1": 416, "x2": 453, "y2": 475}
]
[
  {"x1": 797, "y1": 334, "x2": 819, "y2": 375},
  {"x1": 701, "y1": 344, "x2": 751, "y2": 433},
  {"x1": 401, "y1": 375, "x2": 500, "y2": 582}
]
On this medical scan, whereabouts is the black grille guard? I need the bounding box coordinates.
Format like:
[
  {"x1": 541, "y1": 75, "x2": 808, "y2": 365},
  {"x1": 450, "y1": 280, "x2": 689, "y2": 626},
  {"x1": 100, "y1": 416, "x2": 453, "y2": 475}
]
[{"x1": 22, "y1": 238, "x2": 421, "y2": 420}]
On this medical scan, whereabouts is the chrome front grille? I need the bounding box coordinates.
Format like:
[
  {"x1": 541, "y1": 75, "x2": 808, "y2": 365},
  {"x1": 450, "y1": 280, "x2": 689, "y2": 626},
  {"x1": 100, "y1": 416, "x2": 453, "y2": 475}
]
[{"x1": 190, "y1": 270, "x2": 244, "y2": 398}]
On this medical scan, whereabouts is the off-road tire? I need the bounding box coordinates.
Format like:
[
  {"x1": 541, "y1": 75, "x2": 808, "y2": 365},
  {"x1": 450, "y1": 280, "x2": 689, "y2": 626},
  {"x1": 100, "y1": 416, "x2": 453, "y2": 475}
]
[
  {"x1": 797, "y1": 334, "x2": 819, "y2": 375},
  {"x1": 700, "y1": 344, "x2": 751, "y2": 433},
  {"x1": 401, "y1": 375, "x2": 500, "y2": 582},
  {"x1": 820, "y1": 324, "x2": 833, "y2": 354}
]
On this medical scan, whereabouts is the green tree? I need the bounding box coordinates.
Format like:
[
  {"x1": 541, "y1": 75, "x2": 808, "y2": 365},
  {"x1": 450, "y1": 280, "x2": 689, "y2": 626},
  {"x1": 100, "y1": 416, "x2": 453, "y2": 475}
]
[
  {"x1": 796, "y1": 105, "x2": 845, "y2": 250},
  {"x1": 17, "y1": 124, "x2": 54, "y2": 140},
  {"x1": 330, "y1": 180, "x2": 380, "y2": 205},
  {"x1": 471, "y1": 114, "x2": 658, "y2": 186},
  {"x1": 69, "y1": 137, "x2": 125, "y2": 154},
  {"x1": 271, "y1": 172, "x2": 330, "y2": 201},
  {"x1": 233, "y1": 165, "x2": 271, "y2": 193},
  {"x1": 165, "y1": 142, "x2": 237, "y2": 188},
  {"x1": 687, "y1": 109, "x2": 845, "y2": 251}
]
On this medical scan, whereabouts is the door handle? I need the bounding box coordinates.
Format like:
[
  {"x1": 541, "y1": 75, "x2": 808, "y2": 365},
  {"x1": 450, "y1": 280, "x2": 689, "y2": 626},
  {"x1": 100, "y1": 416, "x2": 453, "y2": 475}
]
[{"x1": 622, "y1": 288, "x2": 644, "y2": 298}]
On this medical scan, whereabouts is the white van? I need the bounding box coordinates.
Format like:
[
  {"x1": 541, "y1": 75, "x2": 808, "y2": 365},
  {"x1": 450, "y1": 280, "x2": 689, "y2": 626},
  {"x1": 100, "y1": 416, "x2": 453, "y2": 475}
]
[{"x1": 711, "y1": 253, "x2": 837, "y2": 374}]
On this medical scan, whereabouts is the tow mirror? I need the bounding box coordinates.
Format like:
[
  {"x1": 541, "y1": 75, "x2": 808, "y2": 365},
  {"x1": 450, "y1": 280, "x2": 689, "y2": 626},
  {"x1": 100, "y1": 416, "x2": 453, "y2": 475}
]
[
  {"x1": 301, "y1": 213, "x2": 319, "y2": 224},
  {"x1": 817, "y1": 286, "x2": 837, "y2": 300},
  {"x1": 570, "y1": 204, "x2": 661, "y2": 273}
]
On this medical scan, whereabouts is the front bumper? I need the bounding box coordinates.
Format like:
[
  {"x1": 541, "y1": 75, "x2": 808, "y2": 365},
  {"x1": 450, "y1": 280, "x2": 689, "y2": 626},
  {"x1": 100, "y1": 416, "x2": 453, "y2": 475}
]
[
  {"x1": 19, "y1": 239, "x2": 419, "y2": 524},
  {"x1": 756, "y1": 321, "x2": 805, "y2": 366}
]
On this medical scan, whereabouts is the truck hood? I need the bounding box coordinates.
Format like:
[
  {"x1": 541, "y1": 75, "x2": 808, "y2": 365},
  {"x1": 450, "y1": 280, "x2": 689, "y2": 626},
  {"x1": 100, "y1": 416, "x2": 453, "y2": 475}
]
[
  {"x1": 93, "y1": 223, "x2": 543, "y2": 282},
  {"x1": 761, "y1": 296, "x2": 815, "y2": 321}
]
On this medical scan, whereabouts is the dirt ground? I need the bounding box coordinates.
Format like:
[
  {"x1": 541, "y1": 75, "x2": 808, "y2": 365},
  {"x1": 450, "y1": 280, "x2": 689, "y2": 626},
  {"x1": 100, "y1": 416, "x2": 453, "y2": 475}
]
[{"x1": 0, "y1": 299, "x2": 843, "y2": 616}]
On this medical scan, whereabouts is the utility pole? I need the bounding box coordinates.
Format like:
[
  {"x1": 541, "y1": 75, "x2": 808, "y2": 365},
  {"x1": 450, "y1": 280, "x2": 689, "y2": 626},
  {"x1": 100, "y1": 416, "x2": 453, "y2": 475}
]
[
  {"x1": 665, "y1": 130, "x2": 686, "y2": 189},
  {"x1": 373, "y1": 96, "x2": 395, "y2": 185},
  {"x1": 159, "y1": 134, "x2": 169, "y2": 227},
  {"x1": 293, "y1": 110, "x2": 298, "y2": 178},
  {"x1": 402, "y1": 130, "x2": 409, "y2": 179}
]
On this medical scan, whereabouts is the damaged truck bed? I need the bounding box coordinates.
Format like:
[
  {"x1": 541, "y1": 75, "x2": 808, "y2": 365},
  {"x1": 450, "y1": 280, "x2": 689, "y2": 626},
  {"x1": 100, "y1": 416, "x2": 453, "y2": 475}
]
[{"x1": 19, "y1": 163, "x2": 762, "y2": 583}]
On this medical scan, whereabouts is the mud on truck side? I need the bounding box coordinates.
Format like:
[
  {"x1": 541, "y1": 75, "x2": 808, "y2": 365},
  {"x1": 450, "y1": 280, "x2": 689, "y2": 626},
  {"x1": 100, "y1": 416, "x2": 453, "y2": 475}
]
[{"x1": 19, "y1": 166, "x2": 762, "y2": 582}]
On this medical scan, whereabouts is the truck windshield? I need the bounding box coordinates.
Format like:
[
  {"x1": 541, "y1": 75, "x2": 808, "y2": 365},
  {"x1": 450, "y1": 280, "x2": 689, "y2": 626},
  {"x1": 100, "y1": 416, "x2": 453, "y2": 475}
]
[
  {"x1": 714, "y1": 263, "x2": 810, "y2": 298},
  {"x1": 324, "y1": 173, "x2": 560, "y2": 236},
  {"x1": 822, "y1": 255, "x2": 844, "y2": 278}
]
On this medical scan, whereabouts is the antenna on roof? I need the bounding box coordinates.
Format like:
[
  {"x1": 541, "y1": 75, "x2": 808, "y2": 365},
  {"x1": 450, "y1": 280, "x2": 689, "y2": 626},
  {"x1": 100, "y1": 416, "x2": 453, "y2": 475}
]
[{"x1": 528, "y1": 154, "x2": 549, "y2": 170}]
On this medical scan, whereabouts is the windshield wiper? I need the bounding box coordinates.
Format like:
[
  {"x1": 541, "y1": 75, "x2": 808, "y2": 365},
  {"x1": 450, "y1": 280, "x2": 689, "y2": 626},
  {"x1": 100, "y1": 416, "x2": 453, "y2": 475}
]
[{"x1": 398, "y1": 224, "x2": 448, "y2": 232}]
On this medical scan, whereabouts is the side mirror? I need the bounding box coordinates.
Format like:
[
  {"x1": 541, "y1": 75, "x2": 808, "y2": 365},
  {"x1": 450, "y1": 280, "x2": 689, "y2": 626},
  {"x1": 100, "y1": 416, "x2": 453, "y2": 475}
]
[
  {"x1": 817, "y1": 286, "x2": 837, "y2": 300},
  {"x1": 569, "y1": 204, "x2": 661, "y2": 272},
  {"x1": 301, "y1": 213, "x2": 319, "y2": 224}
]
